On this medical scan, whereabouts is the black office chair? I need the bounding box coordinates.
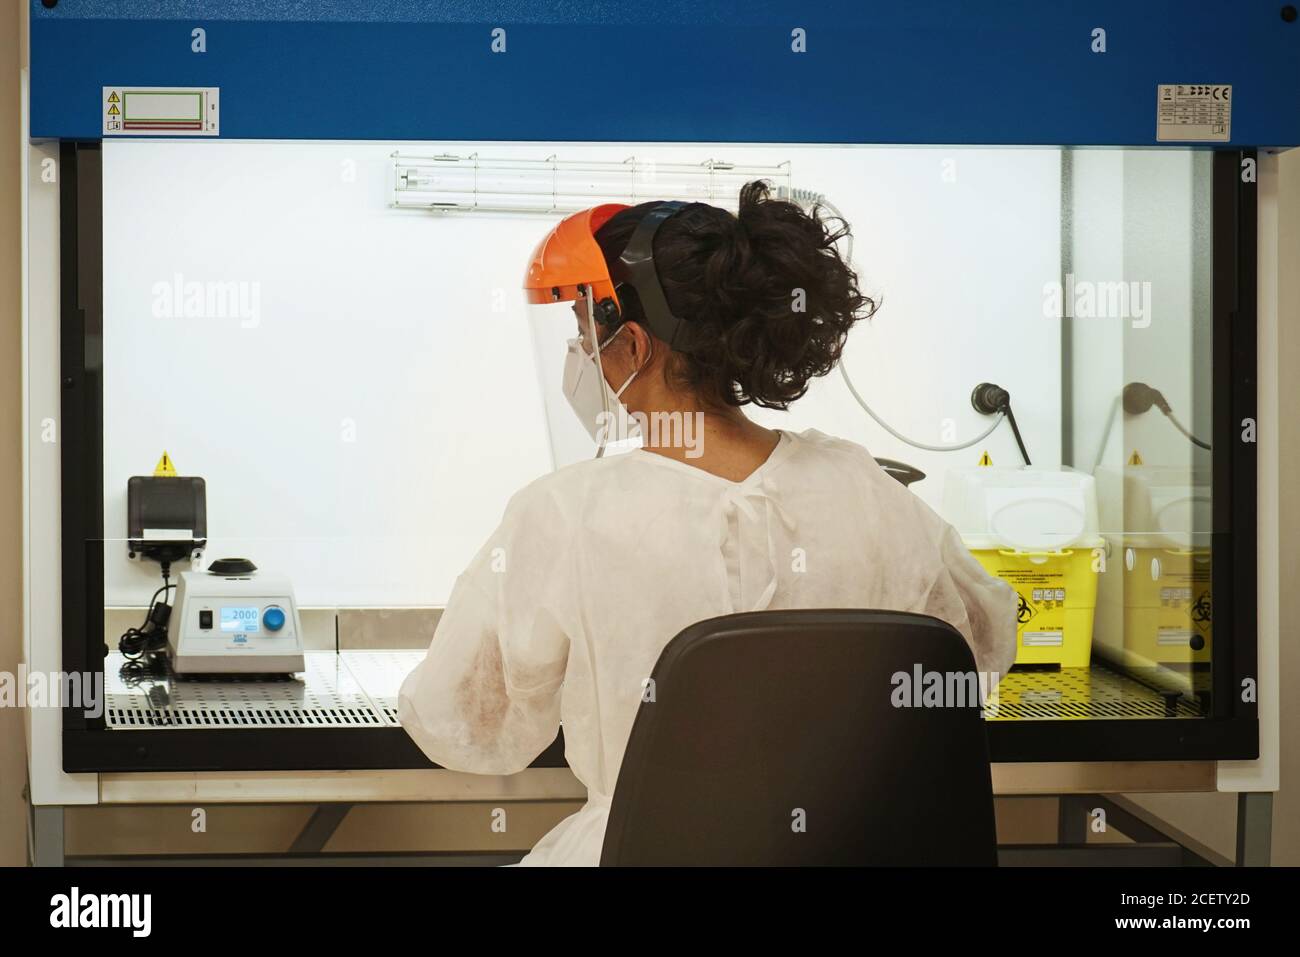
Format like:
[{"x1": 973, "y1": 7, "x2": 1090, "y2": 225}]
[
  {"x1": 600, "y1": 609, "x2": 997, "y2": 866},
  {"x1": 874, "y1": 457, "x2": 927, "y2": 487}
]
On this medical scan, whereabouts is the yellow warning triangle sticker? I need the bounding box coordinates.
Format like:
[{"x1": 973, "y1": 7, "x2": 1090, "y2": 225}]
[
  {"x1": 153, "y1": 451, "x2": 177, "y2": 477},
  {"x1": 108, "y1": 92, "x2": 120, "y2": 103},
  {"x1": 977, "y1": 450, "x2": 994, "y2": 467},
  {"x1": 108, "y1": 104, "x2": 120, "y2": 115},
  {"x1": 1128, "y1": 449, "x2": 1144, "y2": 466}
]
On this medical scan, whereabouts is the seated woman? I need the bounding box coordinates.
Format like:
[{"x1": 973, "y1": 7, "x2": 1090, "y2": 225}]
[{"x1": 399, "y1": 182, "x2": 1017, "y2": 866}]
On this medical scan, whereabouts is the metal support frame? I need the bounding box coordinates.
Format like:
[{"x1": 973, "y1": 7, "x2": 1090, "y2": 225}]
[
  {"x1": 1235, "y1": 792, "x2": 1273, "y2": 866},
  {"x1": 288, "y1": 805, "x2": 353, "y2": 854},
  {"x1": 1000, "y1": 843, "x2": 1193, "y2": 866},
  {"x1": 30, "y1": 806, "x2": 65, "y2": 868},
  {"x1": 1028, "y1": 792, "x2": 1271, "y2": 867},
  {"x1": 30, "y1": 789, "x2": 1272, "y2": 867},
  {"x1": 28, "y1": 799, "x2": 532, "y2": 867},
  {"x1": 1057, "y1": 794, "x2": 1090, "y2": 845}
]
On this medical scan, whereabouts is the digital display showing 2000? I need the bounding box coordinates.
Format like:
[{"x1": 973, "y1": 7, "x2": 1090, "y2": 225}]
[{"x1": 220, "y1": 606, "x2": 260, "y2": 633}]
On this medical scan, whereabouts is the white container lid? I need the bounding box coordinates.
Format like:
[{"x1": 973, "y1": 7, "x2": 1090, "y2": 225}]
[
  {"x1": 1095, "y1": 465, "x2": 1212, "y2": 549},
  {"x1": 941, "y1": 466, "x2": 1101, "y2": 552}
]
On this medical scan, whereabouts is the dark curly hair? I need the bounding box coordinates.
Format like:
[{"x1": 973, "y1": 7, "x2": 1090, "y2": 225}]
[{"x1": 593, "y1": 180, "x2": 875, "y2": 410}]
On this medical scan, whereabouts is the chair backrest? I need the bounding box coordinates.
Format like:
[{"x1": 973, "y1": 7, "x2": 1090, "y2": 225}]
[{"x1": 600, "y1": 609, "x2": 997, "y2": 866}]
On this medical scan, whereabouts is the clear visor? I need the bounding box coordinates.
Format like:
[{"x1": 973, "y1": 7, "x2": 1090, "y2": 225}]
[{"x1": 526, "y1": 287, "x2": 641, "y2": 468}]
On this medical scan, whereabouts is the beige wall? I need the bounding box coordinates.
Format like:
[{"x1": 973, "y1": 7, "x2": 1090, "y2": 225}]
[
  {"x1": 0, "y1": 0, "x2": 1293, "y2": 864},
  {"x1": 1271, "y1": 147, "x2": 1299, "y2": 865},
  {"x1": 1, "y1": 0, "x2": 28, "y2": 868}
]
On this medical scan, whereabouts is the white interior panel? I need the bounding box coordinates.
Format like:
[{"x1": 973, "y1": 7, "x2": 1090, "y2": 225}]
[{"x1": 102, "y1": 141, "x2": 1064, "y2": 607}]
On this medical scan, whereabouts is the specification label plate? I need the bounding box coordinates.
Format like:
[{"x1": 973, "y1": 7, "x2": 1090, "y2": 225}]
[{"x1": 1156, "y1": 84, "x2": 1231, "y2": 142}]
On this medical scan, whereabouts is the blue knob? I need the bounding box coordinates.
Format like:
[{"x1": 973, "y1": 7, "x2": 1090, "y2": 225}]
[{"x1": 263, "y1": 607, "x2": 286, "y2": 632}]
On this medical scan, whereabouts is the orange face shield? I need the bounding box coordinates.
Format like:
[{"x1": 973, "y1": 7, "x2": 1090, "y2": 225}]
[
  {"x1": 524, "y1": 199, "x2": 693, "y2": 354},
  {"x1": 522, "y1": 203, "x2": 630, "y2": 309}
]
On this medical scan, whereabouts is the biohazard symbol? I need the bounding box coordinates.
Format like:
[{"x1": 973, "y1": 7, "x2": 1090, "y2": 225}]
[
  {"x1": 1016, "y1": 592, "x2": 1037, "y2": 624},
  {"x1": 1191, "y1": 591, "x2": 1212, "y2": 630}
]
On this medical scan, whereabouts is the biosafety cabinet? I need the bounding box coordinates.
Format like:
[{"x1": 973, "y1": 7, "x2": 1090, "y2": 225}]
[{"x1": 19, "y1": 1, "x2": 1293, "y2": 848}]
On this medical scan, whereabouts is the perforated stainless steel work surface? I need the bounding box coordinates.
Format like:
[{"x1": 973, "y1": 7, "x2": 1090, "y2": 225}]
[
  {"x1": 338, "y1": 650, "x2": 425, "y2": 725},
  {"x1": 105, "y1": 650, "x2": 1200, "y2": 728},
  {"x1": 105, "y1": 651, "x2": 390, "y2": 729},
  {"x1": 985, "y1": 661, "x2": 1205, "y2": 721}
]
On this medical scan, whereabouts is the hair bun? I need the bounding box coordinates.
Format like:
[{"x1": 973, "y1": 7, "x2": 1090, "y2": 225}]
[{"x1": 595, "y1": 182, "x2": 875, "y2": 409}]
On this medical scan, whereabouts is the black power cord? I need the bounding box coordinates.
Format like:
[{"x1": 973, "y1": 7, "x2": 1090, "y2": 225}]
[
  {"x1": 970, "y1": 382, "x2": 1032, "y2": 465},
  {"x1": 118, "y1": 561, "x2": 175, "y2": 677}
]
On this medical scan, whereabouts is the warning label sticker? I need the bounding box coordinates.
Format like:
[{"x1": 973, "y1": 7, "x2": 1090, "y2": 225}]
[
  {"x1": 1156, "y1": 84, "x2": 1231, "y2": 142},
  {"x1": 103, "y1": 87, "x2": 220, "y2": 137},
  {"x1": 1022, "y1": 630, "x2": 1064, "y2": 648}
]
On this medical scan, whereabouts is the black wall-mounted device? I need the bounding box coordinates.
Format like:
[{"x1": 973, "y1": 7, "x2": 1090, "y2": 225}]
[{"x1": 126, "y1": 476, "x2": 208, "y2": 565}]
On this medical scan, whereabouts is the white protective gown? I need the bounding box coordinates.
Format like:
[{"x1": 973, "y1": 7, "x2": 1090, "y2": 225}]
[{"x1": 398, "y1": 428, "x2": 1018, "y2": 866}]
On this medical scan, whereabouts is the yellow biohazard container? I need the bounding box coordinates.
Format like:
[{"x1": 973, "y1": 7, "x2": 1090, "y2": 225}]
[
  {"x1": 943, "y1": 465, "x2": 1103, "y2": 668},
  {"x1": 1119, "y1": 546, "x2": 1212, "y2": 666},
  {"x1": 1096, "y1": 464, "x2": 1213, "y2": 670},
  {"x1": 968, "y1": 546, "x2": 1101, "y2": 667}
]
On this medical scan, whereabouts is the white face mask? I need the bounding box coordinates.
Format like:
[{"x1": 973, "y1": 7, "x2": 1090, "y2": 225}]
[{"x1": 562, "y1": 300, "x2": 645, "y2": 450}]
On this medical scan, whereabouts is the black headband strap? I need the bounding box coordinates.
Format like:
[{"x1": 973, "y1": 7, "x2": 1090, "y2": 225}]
[{"x1": 616, "y1": 200, "x2": 691, "y2": 351}]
